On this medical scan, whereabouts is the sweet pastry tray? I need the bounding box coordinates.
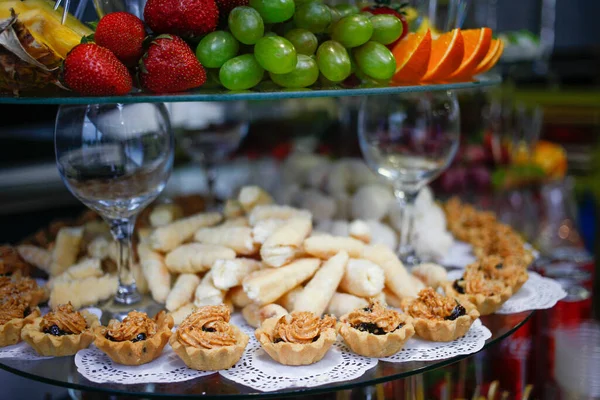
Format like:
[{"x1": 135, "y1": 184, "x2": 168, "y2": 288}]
[{"x1": 0, "y1": 310, "x2": 532, "y2": 398}]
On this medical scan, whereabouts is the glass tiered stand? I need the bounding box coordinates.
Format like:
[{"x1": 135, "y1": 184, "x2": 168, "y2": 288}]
[{"x1": 0, "y1": 76, "x2": 534, "y2": 399}]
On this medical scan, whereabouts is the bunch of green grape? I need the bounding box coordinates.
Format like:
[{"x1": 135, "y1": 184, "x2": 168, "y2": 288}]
[{"x1": 195, "y1": 0, "x2": 404, "y2": 90}]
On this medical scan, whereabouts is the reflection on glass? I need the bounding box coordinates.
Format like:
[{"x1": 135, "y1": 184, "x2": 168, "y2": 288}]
[{"x1": 171, "y1": 102, "x2": 249, "y2": 208}]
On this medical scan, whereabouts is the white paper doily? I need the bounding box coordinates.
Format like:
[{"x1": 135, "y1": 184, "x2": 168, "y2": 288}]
[
  {"x1": 219, "y1": 338, "x2": 378, "y2": 392},
  {"x1": 0, "y1": 307, "x2": 102, "y2": 361},
  {"x1": 446, "y1": 270, "x2": 567, "y2": 314},
  {"x1": 75, "y1": 344, "x2": 214, "y2": 384},
  {"x1": 380, "y1": 319, "x2": 491, "y2": 363}
]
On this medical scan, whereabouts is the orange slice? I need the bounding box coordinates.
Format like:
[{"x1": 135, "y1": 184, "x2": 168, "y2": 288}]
[
  {"x1": 473, "y1": 38, "x2": 504, "y2": 75},
  {"x1": 448, "y1": 27, "x2": 492, "y2": 80},
  {"x1": 421, "y1": 28, "x2": 464, "y2": 82},
  {"x1": 391, "y1": 30, "x2": 432, "y2": 84}
]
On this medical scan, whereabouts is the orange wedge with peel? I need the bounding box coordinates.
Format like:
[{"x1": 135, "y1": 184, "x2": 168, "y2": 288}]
[
  {"x1": 473, "y1": 38, "x2": 504, "y2": 75},
  {"x1": 421, "y1": 28, "x2": 464, "y2": 82},
  {"x1": 391, "y1": 30, "x2": 432, "y2": 84},
  {"x1": 448, "y1": 27, "x2": 492, "y2": 80}
]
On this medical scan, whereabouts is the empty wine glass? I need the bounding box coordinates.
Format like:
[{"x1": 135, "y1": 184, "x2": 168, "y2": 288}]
[
  {"x1": 55, "y1": 103, "x2": 173, "y2": 320},
  {"x1": 358, "y1": 91, "x2": 460, "y2": 265},
  {"x1": 171, "y1": 102, "x2": 249, "y2": 208}
]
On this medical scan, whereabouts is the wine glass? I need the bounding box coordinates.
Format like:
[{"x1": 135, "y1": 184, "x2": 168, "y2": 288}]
[
  {"x1": 171, "y1": 102, "x2": 249, "y2": 208},
  {"x1": 55, "y1": 103, "x2": 173, "y2": 320},
  {"x1": 358, "y1": 91, "x2": 460, "y2": 265}
]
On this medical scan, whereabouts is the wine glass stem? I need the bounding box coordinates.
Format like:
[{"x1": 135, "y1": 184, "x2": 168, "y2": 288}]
[
  {"x1": 204, "y1": 161, "x2": 218, "y2": 210},
  {"x1": 394, "y1": 188, "x2": 420, "y2": 266},
  {"x1": 109, "y1": 217, "x2": 141, "y2": 305}
]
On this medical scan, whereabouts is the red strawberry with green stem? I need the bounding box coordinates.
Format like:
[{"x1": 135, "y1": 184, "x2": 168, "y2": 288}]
[
  {"x1": 361, "y1": 1, "x2": 409, "y2": 47},
  {"x1": 139, "y1": 35, "x2": 207, "y2": 93},
  {"x1": 63, "y1": 43, "x2": 132, "y2": 96},
  {"x1": 93, "y1": 12, "x2": 146, "y2": 68},
  {"x1": 144, "y1": 0, "x2": 219, "y2": 39}
]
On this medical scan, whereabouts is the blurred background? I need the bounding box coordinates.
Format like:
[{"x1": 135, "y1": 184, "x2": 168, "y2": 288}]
[{"x1": 1, "y1": 0, "x2": 599, "y2": 398}]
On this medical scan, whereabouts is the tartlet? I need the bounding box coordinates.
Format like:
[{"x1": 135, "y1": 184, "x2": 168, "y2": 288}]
[
  {"x1": 402, "y1": 288, "x2": 479, "y2": 342},
  {"x1": 0, "y1": 274, "x2": 47, "y2": 308},
  {"x1": 470, "y1": 255, "x2": 529, "y2": 293},
  {"x1": 21, "y1": 302, "x2": 99, "y2": 356},
  {"x1": 170, "y1": 305, "x2": 248, "y2": 371},
  {"x1": 338, "y1": 299, "x2": 415, "y2": 357},
  {"x1": 255, "y1": 311, "x2": 337, "y2": 366},
  {"x1": 443, "y1": 268, "x2": 513, "y2": 316},
  {"x1": 94, "y1": 310, "x2": 173, "y2": 366},
  {"x1": 0, "y1": 296, "x2": 40, "y2": 347}
]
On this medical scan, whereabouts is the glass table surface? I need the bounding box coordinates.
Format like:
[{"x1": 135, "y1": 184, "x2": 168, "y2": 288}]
[
  {"x1": 0, "y1": 310, "x2": 533, "y2": 399},
  {"x1": 0, "y1": 75, "x2": 500, "y2": 105}
]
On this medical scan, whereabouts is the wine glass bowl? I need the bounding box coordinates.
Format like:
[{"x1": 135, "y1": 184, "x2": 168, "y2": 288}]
[
  {"x1": 55, "y1": 103, "x2": 173, "y2": 317},
  {"x1": 172, "y1": 101, "x2": 249, "y2": 206},
  {"x1": 358, "y1": 91, "x2": 460, "y2": 265}
]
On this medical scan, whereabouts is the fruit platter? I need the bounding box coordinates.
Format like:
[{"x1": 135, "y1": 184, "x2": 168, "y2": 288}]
[{"x1": 0, "y1": 0, "x2": 503, "y2": 103}]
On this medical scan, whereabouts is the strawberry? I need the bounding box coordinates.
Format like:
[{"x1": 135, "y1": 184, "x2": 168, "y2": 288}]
[
  {"x1": 215, "y1": 0, "x2": 248, "y2": 27},
  {"x1": 362, "y1": 1, "x2": 409, "y2": 47},
  {"x1": 144, "y1": 0, "x2": 219, "y2": 39},
  {"x1": 63, "y1": 44, "x2": 132, "y2": 96},
  {"x1": 94, "y1": 12, "x2": 146, "y2": 68},
  {"x1": 139, "y1": 35, "x2": 207, "y2": 93}
]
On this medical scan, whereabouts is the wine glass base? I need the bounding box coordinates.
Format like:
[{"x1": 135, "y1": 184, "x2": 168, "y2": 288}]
[
  {"x1": 99, "y1": 294, "x2": 164, "y2": 325},
  {"x1": 398, "y1": 251, "x2": 421, "y2": 267}
]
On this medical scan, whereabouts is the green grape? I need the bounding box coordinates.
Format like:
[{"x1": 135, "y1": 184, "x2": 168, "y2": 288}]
[
  {"x1": 331, "y1": 14, "x2": 373, "y2": 48},
  {"x1": 293, "y1": 2, "x2": 331, "y2": 33},
  {"x1": 270, "y1": 54, "x2": 319, "y2": 88},
  {"x1": 352, "y1": 41, "x2": 396, "y2": 80},
  {"x1": 219, "y1": 54, "x2": 265, "y2": 90},
  {"x1": 249, "y1": 0, "x2": 295, "y2": 23},
  {"x1": 228, "y1": 6, "x2": 265, "y2": 45},
  {"x1": 327, "y1": 6, "x2": 342, "y2": 28},
  {"x1": 370, "y1": 14, "x2": 403, "y2": 45},
  {"x1": 284, "y1": 28, "x2": 318, "y2": 55},
  {"x1": 334, "y1": 3, "x2": 359, "y2": 17},
  {"x1": 254, "y1": 35, "x2": 297, "y2": 74},
  {"x1": 360, "y1": 10, "x2": 373, "y2": 17},
  {"x1": 195, "y1": 31, "x2": 239, "y2": 68},
  {"x1": 316, "y1": 40, "x2": 351, "y2": 82}
]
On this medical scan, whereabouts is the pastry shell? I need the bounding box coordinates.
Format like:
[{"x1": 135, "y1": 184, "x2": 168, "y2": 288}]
[
  {"x1": 442, "y1": 281, "x2": 512, "y2": 316},
  {"x1": 255, "y1": 316, "x2": 337, "y2": 366},
  {"x1": 408, "y1": 301, "x2": 480, "y2": 342},
  {"x1": 169, "y1": 324, "x2": 249, "y2": 371},
  {"x1": 338, "y1": 315, "x2": 415, "y2": 357},
  {"x1": 94, "y1": 311, "x2": 174, "y2": 366},
  {"x1": 509, "y1": 269, "x2": 529, "y2": 294},
  {"x1": 20, "y1": 310, "x2": 100, "y2": 356},
  {"x1": 0, "y1": 308, "x2": 40, "y2": 348}
]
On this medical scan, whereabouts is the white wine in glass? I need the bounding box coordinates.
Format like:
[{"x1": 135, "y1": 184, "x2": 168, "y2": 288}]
[{"x1": 358, "y1": 91, "x2": 460, "y2": 265}]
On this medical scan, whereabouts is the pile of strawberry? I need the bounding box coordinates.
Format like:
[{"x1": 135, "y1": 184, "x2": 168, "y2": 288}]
[{"x1": 63, "y1": 0, "x2": 237, "y2": 95}]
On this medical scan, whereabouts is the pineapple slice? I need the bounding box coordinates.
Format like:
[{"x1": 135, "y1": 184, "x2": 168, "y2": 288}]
[
  {"x1": 0, "y1": 0, "x2": 92, "y2": 95},
  {"x1": 0, "y1": 0, "x2": 92, "y2": 58}
]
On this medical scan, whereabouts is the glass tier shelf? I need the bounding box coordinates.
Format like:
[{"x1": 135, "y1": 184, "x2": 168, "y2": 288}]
[
  {"x1": 0, "y1": 310, "x2": 532, "y2": 399},
  {"x1": 0, "y1": 75, "x2": 500, "y2": 105}
]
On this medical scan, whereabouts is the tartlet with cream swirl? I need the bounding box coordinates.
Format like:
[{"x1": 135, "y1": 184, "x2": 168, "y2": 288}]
[
  {"x1": 0, "y1": 295, "x2": 40, "y2": 347},
  {"x1": 255, "y1": 311, "x2": 337, "y2": 365},
  {"x1": 338, "y1": 299, "x2": 414, "y2": 357},
  {"x1": 94, "y1": 310, "x2": 173, "y2": 366},
  {"x1": 21, "y1": 302, "x2": 99, "y2": 356},
  {"x1": 170, "y1": 305, "x2": 248, "y2": 371}
]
